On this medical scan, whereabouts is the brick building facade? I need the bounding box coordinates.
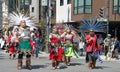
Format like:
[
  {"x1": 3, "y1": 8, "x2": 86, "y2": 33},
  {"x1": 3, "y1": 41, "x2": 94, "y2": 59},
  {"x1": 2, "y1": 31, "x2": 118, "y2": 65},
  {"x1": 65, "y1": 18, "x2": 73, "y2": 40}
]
[{"x1": 51, "y1": 0, "x2": 120, "y2": 39}]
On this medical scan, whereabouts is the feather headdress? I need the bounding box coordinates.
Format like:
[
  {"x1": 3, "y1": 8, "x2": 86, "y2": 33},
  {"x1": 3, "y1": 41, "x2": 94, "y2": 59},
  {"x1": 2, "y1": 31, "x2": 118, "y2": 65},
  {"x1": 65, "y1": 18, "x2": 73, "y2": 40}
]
[
  {"x1": 63, "y1": 24, "x2": 76, "y2": 30},
  {"x1": 9, "y1": 12, "x2": 36, "y2": 27},
  {"x1": 80, "y1": 17, "x2": 106, "y2": 32}
]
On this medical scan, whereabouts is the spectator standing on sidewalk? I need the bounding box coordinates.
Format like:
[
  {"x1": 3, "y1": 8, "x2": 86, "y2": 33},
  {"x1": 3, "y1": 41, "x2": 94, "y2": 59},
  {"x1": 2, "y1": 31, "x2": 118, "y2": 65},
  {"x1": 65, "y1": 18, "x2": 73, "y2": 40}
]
[
  {"x1": 78, "y1": 35, "x2": 85, "y2": 56},
  {"x1": 104, "y1": 34, "x2": 111, "y2": 59},
  {"x1": 114, "y1": 37, "x2": 119, "y2": 59}
]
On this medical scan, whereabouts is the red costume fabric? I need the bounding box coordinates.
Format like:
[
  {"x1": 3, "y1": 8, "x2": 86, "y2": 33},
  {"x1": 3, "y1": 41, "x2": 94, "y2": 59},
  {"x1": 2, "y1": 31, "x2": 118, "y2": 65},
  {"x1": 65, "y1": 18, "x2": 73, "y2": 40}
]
[
  {"x1": 57, "y1": 47, "x2": 64, "y2": 60},
  {"x1": 49, "y1": 47, "x2": 64, "y2": 60},
  {"x1": 7, "y1": 36, "x2": 16, "y2": 53},
  {"x1": 30, "y1": 39, "x2": 34, "y2": 54},
  {"x1": 86, "y1": 35, "x2": 97, "y2": 52},
  {"x1": 49, "y1": 34, "x2": 63, "y2": 60},
  {"x1": 51, "y1": 35, "x2": 60, "y2": 43}
]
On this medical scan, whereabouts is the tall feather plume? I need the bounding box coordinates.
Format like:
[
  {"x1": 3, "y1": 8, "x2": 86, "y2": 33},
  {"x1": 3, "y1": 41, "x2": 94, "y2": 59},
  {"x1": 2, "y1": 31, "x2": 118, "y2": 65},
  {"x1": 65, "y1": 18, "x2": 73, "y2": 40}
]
[
  {"x1": 63, "y1": 24, "x2": 76, "y2": 30},
  {"x1": 9, "y1": 12, "x2": 37, "y2": 27},
  {"x1": 80, "y1": 17, "x2": 106, "y2": 32}
]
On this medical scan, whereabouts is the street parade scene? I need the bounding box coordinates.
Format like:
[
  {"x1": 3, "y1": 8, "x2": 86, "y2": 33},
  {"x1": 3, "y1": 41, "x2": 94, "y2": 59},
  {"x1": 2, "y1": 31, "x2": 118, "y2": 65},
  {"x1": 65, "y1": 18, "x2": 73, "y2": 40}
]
[{"x1": 0, "y1": 0, "x2": 120, "y2": 72}]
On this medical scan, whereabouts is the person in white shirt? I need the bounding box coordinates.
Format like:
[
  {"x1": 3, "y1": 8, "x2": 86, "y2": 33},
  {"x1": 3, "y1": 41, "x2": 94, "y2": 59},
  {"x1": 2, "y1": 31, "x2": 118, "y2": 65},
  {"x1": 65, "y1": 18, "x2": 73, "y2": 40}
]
[
  {"x1": 78, "y1": 36, "x2": 85, "y2": 56},
  {"x1": 104, "y1": 34, "x2": 111, "y2": 58}
]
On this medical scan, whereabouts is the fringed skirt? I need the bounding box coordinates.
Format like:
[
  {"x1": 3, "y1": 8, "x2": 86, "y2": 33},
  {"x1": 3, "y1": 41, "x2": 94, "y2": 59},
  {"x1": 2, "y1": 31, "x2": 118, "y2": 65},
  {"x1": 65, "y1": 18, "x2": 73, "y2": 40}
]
[
  {"x1": 86, "y1": 52, "x2": 97, "y2": 63},
  {"x1": 63, "y1": 44, "x2": 74, "y2": 57},
  {"x1": 19, "y1": 39, "x2": 32, "y2": 55}
]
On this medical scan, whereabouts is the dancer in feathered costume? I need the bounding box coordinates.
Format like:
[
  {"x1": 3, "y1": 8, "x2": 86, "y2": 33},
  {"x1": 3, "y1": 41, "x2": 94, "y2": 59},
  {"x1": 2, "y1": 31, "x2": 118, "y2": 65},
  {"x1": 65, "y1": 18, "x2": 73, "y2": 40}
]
[
  {"x1": 61, "y1": 25, "x2": 75, "y2": 66},
  {"x1": 81, "y1": 17, "x2": 105, "y2": 69},
  {"x1": 33, "y1": 31, "x2": 41, "y2": 58},
  {"x1": 9, "y1": 12, "x2": 36, "y2": 70},
  {"x1": 7, "y1": 27, "x2": 19, "y2": 59},
  {"x1": 49, "y1": 25, "x2": 64, "y2": 70}
]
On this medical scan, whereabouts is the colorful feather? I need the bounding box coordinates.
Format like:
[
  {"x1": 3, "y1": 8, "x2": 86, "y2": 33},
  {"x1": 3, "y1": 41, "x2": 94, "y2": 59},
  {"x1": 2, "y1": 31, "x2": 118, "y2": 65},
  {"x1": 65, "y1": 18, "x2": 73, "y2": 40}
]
[
  {"x1": 80, "y1": 17, "x2": 106, "y2": 32},
  {"x1": 9, "y1": 12, "x2": 36, "y2": 27},
  {"x1": 63, "y1": 24, "x2": 76, "y2": 31}
]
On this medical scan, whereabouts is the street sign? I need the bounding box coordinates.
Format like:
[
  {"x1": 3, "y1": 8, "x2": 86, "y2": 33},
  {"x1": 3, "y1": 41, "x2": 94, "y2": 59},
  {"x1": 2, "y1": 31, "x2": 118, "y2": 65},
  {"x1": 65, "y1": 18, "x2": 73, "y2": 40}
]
[
  {"x1": 41, "y1": 0, "x2": 47, "y2": 6},
  {"x1": 97, "y1": 18, "x2": 107, "y2": 22}
]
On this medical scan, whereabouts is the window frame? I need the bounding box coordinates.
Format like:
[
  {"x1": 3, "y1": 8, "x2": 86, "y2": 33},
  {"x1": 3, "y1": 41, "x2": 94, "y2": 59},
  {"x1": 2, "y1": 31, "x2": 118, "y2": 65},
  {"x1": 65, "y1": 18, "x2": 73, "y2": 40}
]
[
  {"x1": 60, "y1": 0, "x2": 64, "y2": 6},
  {"x1": 113, "y1": 0, "x2": 120, "y2": 14},
  {"x1": 51, "y1": 1, "x2": 56, "y2": 18},
  {"x1": 32, "y1": 7, "x2": 34, "y2": 12},
  {"x1": 77, "y1": 0, "x2": 84, "y2": 14},
  {"x1": 67, "y1": 0, "x2": 71, "y2": 4},
  {"x1": 74, "y1": 0, "x2": 92, "y2": 15},
  {"x1": 84, "y1": 0, "x2": 92, "y2": 14}
]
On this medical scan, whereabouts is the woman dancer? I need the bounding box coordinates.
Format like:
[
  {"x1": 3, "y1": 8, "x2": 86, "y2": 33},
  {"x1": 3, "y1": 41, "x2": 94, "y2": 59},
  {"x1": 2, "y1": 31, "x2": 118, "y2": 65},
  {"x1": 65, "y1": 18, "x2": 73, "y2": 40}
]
[
  {"x1": 49, "y1": 26, "x2": 63, "y2": 69},
  {"x1": 61, "y1": 27, "x2": 74, "y2": 66}
]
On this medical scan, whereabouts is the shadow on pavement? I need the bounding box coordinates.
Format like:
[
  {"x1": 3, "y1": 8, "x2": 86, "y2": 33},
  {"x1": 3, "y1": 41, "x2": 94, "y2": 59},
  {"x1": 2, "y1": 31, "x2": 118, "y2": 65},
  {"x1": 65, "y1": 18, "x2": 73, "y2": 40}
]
[
  {"x1": 22, "y1": 65, "x2": 48, "y2": 69},
  {"x1": 93, "y1": 66, "x2": 110, "y2": 69},
  {"x1": 70, "y1": 63, "x2": 84, "y2": 66},
  {"x1": 60, "y1": 66, "x2": 68, "y2": 69}
]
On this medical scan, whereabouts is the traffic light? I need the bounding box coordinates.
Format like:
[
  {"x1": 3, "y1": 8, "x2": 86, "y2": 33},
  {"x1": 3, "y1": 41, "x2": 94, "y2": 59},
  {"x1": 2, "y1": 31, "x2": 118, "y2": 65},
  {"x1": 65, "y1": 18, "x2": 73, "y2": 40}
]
[{"x1": 99, "y1": 8, "x2": 104, "y2": 18}]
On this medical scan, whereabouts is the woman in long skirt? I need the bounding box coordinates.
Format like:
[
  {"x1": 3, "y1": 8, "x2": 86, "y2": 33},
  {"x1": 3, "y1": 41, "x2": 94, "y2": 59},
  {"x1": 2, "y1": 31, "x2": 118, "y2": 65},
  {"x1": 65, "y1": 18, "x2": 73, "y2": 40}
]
[{"x1": 61, "y1": 28, "x2": 74, "y2": 66}]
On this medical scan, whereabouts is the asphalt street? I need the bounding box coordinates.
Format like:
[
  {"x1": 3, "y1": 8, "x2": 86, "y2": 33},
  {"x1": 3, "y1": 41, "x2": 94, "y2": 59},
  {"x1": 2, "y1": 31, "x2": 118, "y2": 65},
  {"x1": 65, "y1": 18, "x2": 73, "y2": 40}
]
[{"x1": 0, "y1": 50, "x2": 120, "y2": 72}]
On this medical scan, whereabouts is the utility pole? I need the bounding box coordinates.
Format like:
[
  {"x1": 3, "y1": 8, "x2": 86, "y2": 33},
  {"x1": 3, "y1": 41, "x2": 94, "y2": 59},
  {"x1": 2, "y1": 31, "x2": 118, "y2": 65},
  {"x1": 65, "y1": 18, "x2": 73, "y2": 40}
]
[
  {"x1": 106, "y1": 0, "x2": 110, "y2": 34},
  {"x1": 46, "y1": 0, "x2": 51, "y2": 53},
  {"x1": 41, "y1": 0, "x2": 51, "y2": 53}
]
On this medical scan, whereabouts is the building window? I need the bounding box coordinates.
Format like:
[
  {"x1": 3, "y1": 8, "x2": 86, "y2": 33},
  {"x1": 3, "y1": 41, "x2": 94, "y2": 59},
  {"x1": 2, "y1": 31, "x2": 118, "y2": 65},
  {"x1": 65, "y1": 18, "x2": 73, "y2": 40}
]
[
  {"x1": 78, "y1": 0, "x2": 84, "y2": 14},
  {"x1": 113, "y1": 0, "x2": 120, "y2": 14},
  {"x1": 32, "y1": 7, "x2": 34, "y2": 12},
  {"x1": 20, "y1": 0, "x2": 30, "y2": 11},
  {"x1": 8, "y1": 0, "x2": 31, "y2": 13},
  {"x1": 74, "y1": 0, "x2": 78, "y2": 14},
  {"x1": 60, "y1": 0, "x2": 64, "y2": 6},
  {"x1": 51, "y1": 1, "x2": 56, "y2": 18},
  {"x1": 8, "y1": 0, "x2": 18, "y2": 12},
  {"x1": 67, "y1": 0, "x2": 71, "y2": 4},
  {"x1": 25, "y1": 0, "x2": 29, "y2": 5},
  {"x1": 74, "y1": 0, "x2": 92, "y2": 14},
  {"x1": 29, "y1": 0, "x2": 32, "y2": 5},
  {"x1": 85, "y1": 0, "x2": 92, "y2": 13}
]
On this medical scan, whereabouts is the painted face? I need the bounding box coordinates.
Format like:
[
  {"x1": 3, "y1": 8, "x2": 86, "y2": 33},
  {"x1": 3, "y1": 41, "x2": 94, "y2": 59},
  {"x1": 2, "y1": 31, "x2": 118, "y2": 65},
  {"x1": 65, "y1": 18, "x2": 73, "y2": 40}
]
[{"x1": 20, "y1": 20, "x2": 26, "y2": 28}]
